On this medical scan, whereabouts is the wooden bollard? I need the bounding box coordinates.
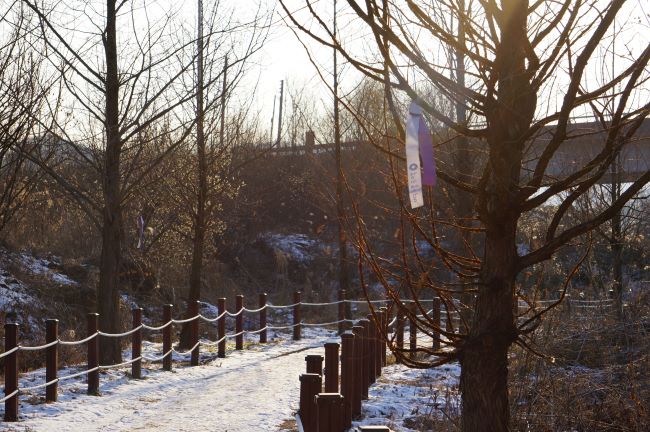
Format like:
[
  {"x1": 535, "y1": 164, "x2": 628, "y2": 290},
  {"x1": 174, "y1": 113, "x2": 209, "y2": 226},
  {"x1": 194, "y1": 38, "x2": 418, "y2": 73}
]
[
  {"x1": 217, "y1": 298, "x2": 226, "y2": 358},
  {"x1": 432, "y1": 297, "x2": 441, "y2": 350},
  {"x1": 163, "y1": 304, "x2": 173, "y2": 371},
  {"x1": 352, "y1": 325, "x2": 365, "y2": 410},
  {"x1": 46, "y1": 319, "x2": 59, "y2": 402},
  {"x1": 293, "y1": 291, "x2": 301, "y2": 340},
  {"x1": 4, "y1": 322, "x2": 18, "y2": 421},
  {"x1": 395, "y1": 310, "x2": 404, "y2": 364},
  {"x1": 236, "y1": 295, "x2": 244, "y2": 350},
  {"x1": 190, "y1": 300, "x2": 200, "y2": 366},
  {"x1": 315, "y1": 393, "x2": 344, "y2": 432},
  {"x1": 299, "y1": 373, "x2": 321, "y2": 432},
  {"x1": 306, "y1": 354, "x2": 324, "y2": 376},
  {"x1": 324, "y1": 342, "x2": 339, "y2": 393},
  {"x1": 380, "y1": 307, "x2": 388, "y2": 367},
  {"x1": 366, "y1": 315, "x2": 376, "y2": 385},
  {"x1": 374, "y1": 314, "x2": 382, "y2": 378},
  {"x1": 337, "y1": 289, "x2": 346, "y2": 335},
  {"x1": 359, "y1": 319, "x2": 370, "y2": 399},
  {"x1": 87, "y1": 313, "x2": 99, "y2": 395},
  {"x1": 340, "y1": 331, "x2": 355, "y2": 429},
  {"x1": 132, "y1": 308, "x2": 142, "y2": 378},
  {"x1": 259, "y1": 293, "x2": 267, "y2": 343},
  {"x1": 409, "y1": 304, "x2": 417, "y2": 361}
]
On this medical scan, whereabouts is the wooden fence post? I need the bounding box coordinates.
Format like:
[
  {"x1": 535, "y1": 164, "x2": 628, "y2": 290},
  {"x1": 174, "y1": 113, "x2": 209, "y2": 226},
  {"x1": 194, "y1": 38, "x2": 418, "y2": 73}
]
[
  {"x1": 293, "y1": 291, "x2": 301, "y2": 341},
  {"x1": 365, "y1": 314, "x2": 376, "y2": 385},
  {"x1": 190, "y1": 300, "x2": 200, "y2": 366},
  {"x1": 315, "y1": 393, "x2": 345, "y2": 432},
  {"x1": 371, "y1": 313, "x2": 381, "y2": 378},
  {"x1": 217, "y1": 298, "x2": 226, "y2": 358},
  {"x1": 337, "y1": 289, "x2": 346, "y2": 334},
  {"x1": 379, "y1": 307, "x2": 387, "y2": 368},
  {"x1": 259, "y1": 293, "x2": 267, "y2": 343},
  {"x1": 352, "y1": 324, "x2": 365, "y2": 410},
  {"x1": 409, "y1": 303, "x2": 417, "y2": 361},
  {"x1": 132, "y1": 308, "x2": 142, "y2": 378},
  {"x1": 4, "y1": 322, "x2": 18, "y2": 421},
  {"x1": 432, "y1": 297, "x2": 441, "y2": 350},
  {"x1": 306, "y1": 354, "x2": 324, "y2": 376},
  {"x1": 396, "y1": 309, "x2": 404, "y2": 364},
  {"x1": 236, "y1": 295, "x2": 244, "y2": 350},
  {"x1": 340, "y1": 332, "x2": 354, "y2": 429},
  {"x1": 299, "y1": 373, "x2": 321, "y2": 432},
  {"x1": 163, "y1": 304, "x2": 172, "y2": 371},
  {"x1": 87, "y1": 313, "x2": 99, "y2": 395},
  {"x1": 359, "y1": 319, "x2": 370, "y2": 398},
  {"x1": 324, "y1": 342, "x2": 339, "y2": 393},
  {"x1": 46, "y1": 318, "x2": 58, "y2": 402}
]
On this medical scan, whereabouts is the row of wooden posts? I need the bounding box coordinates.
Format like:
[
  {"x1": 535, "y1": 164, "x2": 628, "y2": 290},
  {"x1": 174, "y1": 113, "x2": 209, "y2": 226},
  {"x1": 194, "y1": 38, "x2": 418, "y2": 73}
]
[
  {"x1": 298, "y1": 307, "x2": 395, "y2": 432},
  {"x1": 3, "y1": 290, "x2": 442, "y2": 423}
]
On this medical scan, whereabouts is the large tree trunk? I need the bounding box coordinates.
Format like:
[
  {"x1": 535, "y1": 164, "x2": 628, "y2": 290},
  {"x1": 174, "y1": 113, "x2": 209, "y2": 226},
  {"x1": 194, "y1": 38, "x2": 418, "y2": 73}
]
[{"x1": 98, "y1": 0, "x2": 123, "y2": 365}]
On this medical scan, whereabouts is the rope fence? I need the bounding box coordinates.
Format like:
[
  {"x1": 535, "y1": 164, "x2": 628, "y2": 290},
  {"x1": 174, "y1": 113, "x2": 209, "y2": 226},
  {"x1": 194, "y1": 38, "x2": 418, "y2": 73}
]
[{"x1": 1, "y1": 289, "x2": 614, "y2": 422}]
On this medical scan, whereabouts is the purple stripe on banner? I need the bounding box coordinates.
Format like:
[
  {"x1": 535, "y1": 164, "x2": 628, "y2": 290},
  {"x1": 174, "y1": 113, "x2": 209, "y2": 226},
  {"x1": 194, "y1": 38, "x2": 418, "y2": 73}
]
[{"x1": 418, "y1": 117, "x2": 436, "y2": 186}]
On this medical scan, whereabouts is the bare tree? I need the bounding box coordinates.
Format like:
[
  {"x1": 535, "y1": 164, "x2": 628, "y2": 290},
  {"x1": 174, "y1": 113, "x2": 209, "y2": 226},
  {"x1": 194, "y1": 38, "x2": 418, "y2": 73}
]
[
  {"x1": 21, "y1": 0, "x2": 203, "y2": 364},
  {"x1": 280, "y1": 0, "x2": 650, "y2": 429}
]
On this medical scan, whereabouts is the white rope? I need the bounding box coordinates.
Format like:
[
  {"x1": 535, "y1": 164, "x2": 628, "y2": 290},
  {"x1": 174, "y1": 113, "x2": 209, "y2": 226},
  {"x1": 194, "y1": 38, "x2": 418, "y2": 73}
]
[
  {"x1": 200, "y1": 335, "x2": 227, "y2": 347},
  {"x1": 171, "y1": 315, "x2": 201, "y2": 325},
  {"x1": 267, "y1": 323, "x2": 301, "y2": 330},
  {"x1": 267, "y1": 303, "x2": 299, "y2": 309},
  {"x1": 59, "y1": 333, "x2": 98, "y2": 346},
  {"x1": 98, "y1": 325, "x2": 143, "y2": 338},
  {"x1": 199, "y1": 311, "x2": 227, "y2": 323},
  {"x1": 243, "y1": 305, "x2": 267, "y2": 313},
  {"x1": 142, "y1": 321, "x2": 173, "y2": 331},
  {"x1": 58, "y1": 367, "x2": 99, "y2": 382},
  {"x1": 172, "y1": 342, "x2": 201, "y2": 357},
  {"x1": 19, "y1": 340, "x2": 60, "y2": 351},
  {"x1": 0, "y1": 346, "x2": 20, "y2": 359},
  {"x1": 19, "y1": 378, "x2": 59, "y2": 393},
  {"x1": 142, "y1": 350, "x2": 172, "y2": 362},
  {"x1": 225, "y1": 309, "x2": 245, "y2": 318},
  {"x1": 0, "y1": 390, "x2": 19, "y2": 404},
  {"x1": 301, "y1": 319, "x2": 345, "y2": 327},
  {"x1": 387, "y1": 317, "x2": 397, "y2": 327},
  {"x1": 245, "y1": 326, "x2": 268, "y2": 335},
  {"x1": 226, "y1": 331, "x2": 245, "y2": 339},
  {"x1": 300, "y1": 301, "x2": 343, "y2": 306},
  {"x1": 99, "y1": 357, "x2": 141, "y2": 370}
]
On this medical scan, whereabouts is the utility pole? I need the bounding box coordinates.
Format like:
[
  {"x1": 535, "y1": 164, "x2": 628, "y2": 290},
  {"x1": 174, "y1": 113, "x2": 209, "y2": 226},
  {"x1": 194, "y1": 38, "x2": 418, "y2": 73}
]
[
  {"x1": 333, "y1": 0, "x2": 350, "y2": 302},
  {"x1": 276, "y1": 80, "x2": 284, "y2": 147},
  {"x1": 270, "y1": 95, "x2": 276, "y2": 147}
]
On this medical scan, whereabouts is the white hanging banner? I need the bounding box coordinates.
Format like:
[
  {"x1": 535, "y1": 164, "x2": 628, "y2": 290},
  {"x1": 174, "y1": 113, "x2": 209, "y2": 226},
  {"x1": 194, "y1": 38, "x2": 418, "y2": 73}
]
[{"x1": 405, "y1": 102, "x2": 424, "y2": 208}]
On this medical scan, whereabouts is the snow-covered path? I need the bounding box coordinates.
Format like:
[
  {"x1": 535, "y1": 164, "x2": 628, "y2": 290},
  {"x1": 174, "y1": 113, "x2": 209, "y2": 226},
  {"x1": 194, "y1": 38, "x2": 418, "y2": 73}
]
[{"x1": 3, "y1": 334, "x2": 334, "y2": 432}]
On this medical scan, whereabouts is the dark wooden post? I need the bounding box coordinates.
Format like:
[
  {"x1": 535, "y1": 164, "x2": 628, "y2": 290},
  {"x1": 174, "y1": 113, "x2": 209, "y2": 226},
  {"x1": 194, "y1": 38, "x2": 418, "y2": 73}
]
[
  {"x1": 217, "y1": 297, "x2": 226, "y2": 358},
  {"x1": 337, "y1": 289, "x2": 346, "y2": 334},
  {"x1": 299, "y1": 373, "x2": 321, "y2": 432},
  {"x1": 46, "y1": 318, "x2": 59, "y2": 402},
  {"x1": 396, "y1": 309, "x2": 405, "y2": 364},
  {"x1": 340, "y1": 331, "x2": 354, "y2": 429},
  {"x1": 293, "y1": 291, "x2": 301, "y2": 341},
  {"x1": 190, "y1": 300, "x2": 200, "y2": 366},
  {"x1": 4, "y1": 322, "x2": 18, "y2": 421},
  {"x1": 379, "y1": 307, "x2": 388, "y2": 367},
  {"x1": 236, "y1": 295, "x2": 244, "y2": 350},
  {"x1": 163, "y1": 304, "x2": 173, "y2": 371},
  {"x1": 409, "y1": 303, "x2": 417, "y2": 361},
  {"x1": 432, "y1": 297, "x2": 441, "y2": 350},
  {"x1": 352, "y1": 324, "x2": 365, "y2": 410},
  {"x1": 359, "y1": 319, "x2": 370, "y2": 398},
  {"x1": 374, "y1": 314, "x2": 382, "y2": 378},
  {"x1": 315, "y1": 393, "x2": 344, "y2": 432},
  {"x1": 324, "y1": 342, "x2": 339, "y2": 393},
  {"x1": 306, "y1": 354, "x2": 324, "y2": 376},
  {"x1": 366, "y1": 314, "x2": 376, "y2": 385},
  {"x1": 87, "y1": 313, "x2": 99, "y2": 395},
  {"x1": 132, "y1": 308, "x2": 142, "y2": 379},
  {"x1": 259, "y1": 293, "x2": 267, "y2": 343}
]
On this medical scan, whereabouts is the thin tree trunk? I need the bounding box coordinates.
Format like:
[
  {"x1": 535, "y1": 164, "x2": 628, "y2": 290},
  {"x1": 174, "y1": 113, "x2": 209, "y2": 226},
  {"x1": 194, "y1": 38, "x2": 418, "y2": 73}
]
[{"x1": 98, "y1": 0, "x2": 123, "y2": 365}]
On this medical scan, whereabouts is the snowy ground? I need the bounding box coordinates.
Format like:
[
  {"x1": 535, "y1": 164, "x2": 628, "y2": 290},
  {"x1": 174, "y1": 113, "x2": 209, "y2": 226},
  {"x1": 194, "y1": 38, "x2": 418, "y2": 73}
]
[{"x1": 1, "y1": 329, "x2": 459, "y2": 432}]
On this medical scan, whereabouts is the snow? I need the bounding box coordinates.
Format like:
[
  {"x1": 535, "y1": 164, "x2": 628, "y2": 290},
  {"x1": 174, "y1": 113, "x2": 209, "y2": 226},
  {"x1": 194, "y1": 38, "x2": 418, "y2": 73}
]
[
  {"x1": 19, "y1": 254, "x2": 77, "y2": 286},
  {"x1": 262, "y1": 233, "x2": 318, "y2": 263},
  {"x1": 1, "y1": 327, "x2": 460, "y2": 432},
  {"x1": 0, "y1": 273, "x2": 42, "y2": 311}
]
